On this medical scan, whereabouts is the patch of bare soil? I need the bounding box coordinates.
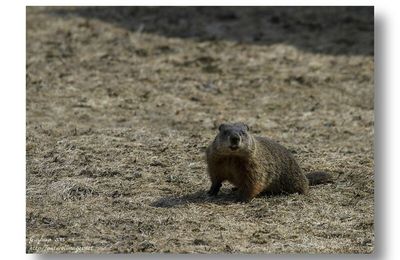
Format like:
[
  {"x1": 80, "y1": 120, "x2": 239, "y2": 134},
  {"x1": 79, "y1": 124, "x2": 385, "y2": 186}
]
[{"x1": 26, "y1": 7, "x2": 374, "y2": 253}]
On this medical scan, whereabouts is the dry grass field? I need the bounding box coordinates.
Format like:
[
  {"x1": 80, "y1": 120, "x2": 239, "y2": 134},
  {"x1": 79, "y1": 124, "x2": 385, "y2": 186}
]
[{"x1": 26, "y1": 6, "x2": 374, "y2": 253}]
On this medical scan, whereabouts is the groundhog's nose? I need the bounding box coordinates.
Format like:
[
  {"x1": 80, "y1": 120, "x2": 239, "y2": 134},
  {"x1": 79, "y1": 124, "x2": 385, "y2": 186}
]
[{"x1": 230, "y1": 134, "x2": 240, "y2": 146}]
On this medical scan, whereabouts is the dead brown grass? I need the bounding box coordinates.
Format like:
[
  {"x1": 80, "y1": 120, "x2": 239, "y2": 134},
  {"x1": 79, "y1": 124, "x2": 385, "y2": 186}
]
[{"x1": 26, "y1": 7, "x2": 374, "y2": 253}]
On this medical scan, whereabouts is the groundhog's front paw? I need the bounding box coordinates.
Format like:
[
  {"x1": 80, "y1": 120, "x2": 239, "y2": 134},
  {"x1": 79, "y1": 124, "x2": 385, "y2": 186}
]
[
  {"x1": 207, "y1": 183, "x2": 222, "y2": 196},
  {"x1": 207, "y1": 189, "x2": 218, "y2": 196}
]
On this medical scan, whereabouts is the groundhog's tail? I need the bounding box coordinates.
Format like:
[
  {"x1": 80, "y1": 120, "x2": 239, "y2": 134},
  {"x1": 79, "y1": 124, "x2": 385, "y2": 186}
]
[{"x1": 305, "y1": 171, "x2": 333, "y2": 186}]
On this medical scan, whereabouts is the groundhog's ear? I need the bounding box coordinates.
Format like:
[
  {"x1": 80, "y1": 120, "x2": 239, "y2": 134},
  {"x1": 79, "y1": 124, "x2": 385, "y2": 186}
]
[{"x1": 218, "y1": 123, "x2": 227, "y2": 132}]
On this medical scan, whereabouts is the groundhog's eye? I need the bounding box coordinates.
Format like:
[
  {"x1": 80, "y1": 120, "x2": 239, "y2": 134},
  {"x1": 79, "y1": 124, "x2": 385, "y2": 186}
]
[{"x1": 240, "y1": 131, "x2": 246, "y2": 136}]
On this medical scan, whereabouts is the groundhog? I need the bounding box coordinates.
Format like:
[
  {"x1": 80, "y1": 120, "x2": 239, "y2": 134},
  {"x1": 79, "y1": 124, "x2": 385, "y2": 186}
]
[{"x1": 206, "y1": 122, "x2": 332, "y2": 202}]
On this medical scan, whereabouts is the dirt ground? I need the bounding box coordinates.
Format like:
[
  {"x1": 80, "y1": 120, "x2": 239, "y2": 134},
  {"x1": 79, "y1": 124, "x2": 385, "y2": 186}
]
[{"x1": 26, "y1": 7, "x2": 374, "y2": 253}]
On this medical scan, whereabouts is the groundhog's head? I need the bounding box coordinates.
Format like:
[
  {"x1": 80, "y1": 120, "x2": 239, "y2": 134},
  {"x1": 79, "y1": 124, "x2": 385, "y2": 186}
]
[{"x1": 212, "y1": 122, "x2": 254, "y2": 155}]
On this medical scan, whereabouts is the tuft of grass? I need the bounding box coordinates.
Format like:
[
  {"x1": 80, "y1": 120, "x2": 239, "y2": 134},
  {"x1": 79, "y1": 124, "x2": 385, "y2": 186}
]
[{"x1": 48, "y1": 179, "x2": 98, "y2": 201}]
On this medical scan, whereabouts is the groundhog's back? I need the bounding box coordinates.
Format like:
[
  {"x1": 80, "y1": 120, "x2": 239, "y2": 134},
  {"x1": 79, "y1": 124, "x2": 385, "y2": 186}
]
[{"x1": 253, "y1": 136, "x2": 309, "y2": 194}]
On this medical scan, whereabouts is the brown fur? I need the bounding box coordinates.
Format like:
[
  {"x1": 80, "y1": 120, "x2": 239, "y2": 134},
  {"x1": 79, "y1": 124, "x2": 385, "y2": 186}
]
[{"x1": 206, "y1": 123, "x2": 332, "y2": 202}]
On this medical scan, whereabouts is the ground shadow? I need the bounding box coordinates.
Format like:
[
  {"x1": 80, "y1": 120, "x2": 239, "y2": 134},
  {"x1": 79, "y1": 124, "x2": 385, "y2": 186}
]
[
  {"x1": 48, "y1": 6, "x2": 373, "y2": 56},
  {"x1": 150, "y1": 188, "x2": 293, "y2": 208},
  {"x1": 151, "y1": 189, "x2": 239, "y2": 208}
]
